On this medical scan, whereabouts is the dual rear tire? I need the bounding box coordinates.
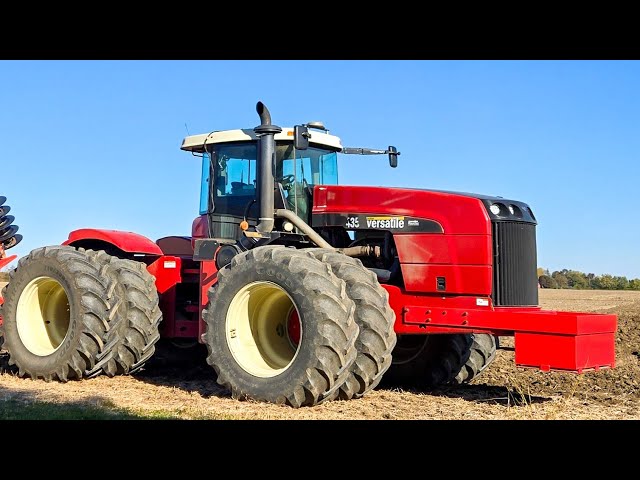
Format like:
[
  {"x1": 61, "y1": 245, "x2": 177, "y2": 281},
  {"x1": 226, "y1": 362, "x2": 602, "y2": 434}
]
[
  {"x1": 384, "y1": 333, "x2": 498, "y2": 388},
  {"x1": 0, "y1": 246, "x2": 161, "y2": 381}
]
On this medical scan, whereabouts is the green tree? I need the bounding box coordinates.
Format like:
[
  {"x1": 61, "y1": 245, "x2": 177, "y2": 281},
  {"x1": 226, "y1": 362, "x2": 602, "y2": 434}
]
[
  {"x1": 614, "y1": 276, "x2": 629, "y2": 290},
  {"x1": 629, "y1": 279, "x2": 640, "y2": 290},
  {"x1": 593, "y1": 274, "x2": 617, "y2": 290},
  {"x1": 566, "y1": 270, "x2": 589, "y2": 289},
  {"x1": 552, "y1": 271, "x2": 569, "y2": 289},
  {"x1": 539, "y1": 275, "x2": 558, "y2": 288}
]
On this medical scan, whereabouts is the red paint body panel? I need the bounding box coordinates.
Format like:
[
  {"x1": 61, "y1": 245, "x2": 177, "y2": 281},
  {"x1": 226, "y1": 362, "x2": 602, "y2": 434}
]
[
  {"x1": 313, "y1": 186, "x2": 494, "y2": 296},
  {"x1": 313, "y1": 185, "x2": 491, "y2": 235},
  {"x1": 147, "y1": 256, "x2": 182, "y2": 294},
  {"x1": 401, "y1": 264, "x2": 492, "y2": 295},
  {"x1": 64, "y1": 229, "x2": 163, "y2": 255},
  {"x1": 400, "y1": 305, "x2": 617, "y2": 336},
  {"x1": 515, "y1": 332, "x2": 615, "y2": 372},
  {"x1": 515, "y1": 332, "x2": 615, "y2": 373},
  {"x1": 394, "y1": 234, "x2": 491, "y2": 265},
  {"x1": 383, "y1": 284, "x2": 616, "y2": 372}
]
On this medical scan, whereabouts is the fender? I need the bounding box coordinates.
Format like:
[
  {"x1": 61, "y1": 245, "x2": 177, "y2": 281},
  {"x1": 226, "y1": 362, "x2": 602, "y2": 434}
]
[{"x1": 63, "y1": 228, "x2": 163, "y2": 255}]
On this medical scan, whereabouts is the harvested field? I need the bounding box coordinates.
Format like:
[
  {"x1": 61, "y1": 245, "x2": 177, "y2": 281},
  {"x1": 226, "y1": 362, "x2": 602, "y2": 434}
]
[{"x1": 1, "y1": 286, "x2": 638, "y2": 419}]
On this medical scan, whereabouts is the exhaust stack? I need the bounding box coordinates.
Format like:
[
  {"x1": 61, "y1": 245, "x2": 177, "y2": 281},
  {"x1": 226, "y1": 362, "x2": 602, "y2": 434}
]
[{"x1": 253, "y1": 102, "x2": 281, "y2": 234}]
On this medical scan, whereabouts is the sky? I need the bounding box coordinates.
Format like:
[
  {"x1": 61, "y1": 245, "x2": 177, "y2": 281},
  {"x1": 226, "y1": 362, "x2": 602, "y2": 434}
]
[{"x1": 1, "y1": 60, "x2": 638, "y2": 278}]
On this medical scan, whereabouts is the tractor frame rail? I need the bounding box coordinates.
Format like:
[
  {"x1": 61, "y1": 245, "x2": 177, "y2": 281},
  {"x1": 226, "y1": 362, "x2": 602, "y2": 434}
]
[{"x1": 398, "y1": 304, "x2": 616, "y2": 373}]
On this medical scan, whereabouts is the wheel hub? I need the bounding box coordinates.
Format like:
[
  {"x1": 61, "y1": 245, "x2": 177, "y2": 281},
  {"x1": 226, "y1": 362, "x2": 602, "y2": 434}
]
[
  {"x1": 16, "y1": 276, "x2": 71, "y2": 356},
  {"x1": 226, "y1": 281, "x2": 302, "y2": 378}
]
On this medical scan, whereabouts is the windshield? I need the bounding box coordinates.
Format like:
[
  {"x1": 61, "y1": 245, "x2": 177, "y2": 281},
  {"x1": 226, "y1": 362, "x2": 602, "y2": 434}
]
[{"x1": 200, "y1": 141, "x2": 338, "y2": 219}]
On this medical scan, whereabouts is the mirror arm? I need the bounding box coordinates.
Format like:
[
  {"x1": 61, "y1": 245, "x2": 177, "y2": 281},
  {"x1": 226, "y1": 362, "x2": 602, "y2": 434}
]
[
  {"x1": 342, "y1": 146, "x2": 401, "y2": 168},
  {"x1": 342, "y1": 147, "x2": 388, "y2": 155},
  {"x1": 342, "y1": 147, "x2": 400, "y2": 156}
]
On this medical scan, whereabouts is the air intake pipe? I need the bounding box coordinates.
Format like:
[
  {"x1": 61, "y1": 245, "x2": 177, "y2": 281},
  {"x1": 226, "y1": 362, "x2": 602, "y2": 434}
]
[{"x1": 253, "y1": 102, "x2": 281, "y2": 234}]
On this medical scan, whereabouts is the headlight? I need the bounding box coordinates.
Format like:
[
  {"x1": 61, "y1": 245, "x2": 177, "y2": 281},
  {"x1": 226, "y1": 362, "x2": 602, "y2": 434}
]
[
  {"x1": 508, "y1": 204, "x2": 515, "y2": 215},
  {"x1": 489, "y1": 204, "x2": 501, "y2": 215}
]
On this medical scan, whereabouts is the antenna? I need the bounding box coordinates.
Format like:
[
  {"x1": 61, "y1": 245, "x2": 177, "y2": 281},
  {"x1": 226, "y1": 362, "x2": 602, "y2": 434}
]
[{"x1": 184, "y1": 123, "x2": 190, "y2": 135}]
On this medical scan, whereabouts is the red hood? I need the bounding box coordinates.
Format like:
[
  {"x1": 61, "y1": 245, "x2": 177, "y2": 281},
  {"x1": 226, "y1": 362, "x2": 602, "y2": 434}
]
[{"x1": 312, "y1": 185, "x2": 492, "y2": 235}]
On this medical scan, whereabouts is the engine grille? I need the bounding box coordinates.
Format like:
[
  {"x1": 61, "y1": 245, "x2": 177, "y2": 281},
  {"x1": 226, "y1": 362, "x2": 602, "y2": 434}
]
[{"x1": 492, "y1": 221, "x2": 538, "y2": 306}]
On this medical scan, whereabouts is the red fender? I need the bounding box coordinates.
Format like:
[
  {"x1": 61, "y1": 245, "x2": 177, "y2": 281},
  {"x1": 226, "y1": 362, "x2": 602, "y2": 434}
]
[{"x1": 63, "y1": 228, "x2": 163, "y2": 255}]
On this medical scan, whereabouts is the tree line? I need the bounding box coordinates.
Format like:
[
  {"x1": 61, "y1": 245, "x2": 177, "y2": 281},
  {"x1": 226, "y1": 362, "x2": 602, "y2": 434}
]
[{"x1": 537, "y1": 268, "x2": 640, "y2": 290}]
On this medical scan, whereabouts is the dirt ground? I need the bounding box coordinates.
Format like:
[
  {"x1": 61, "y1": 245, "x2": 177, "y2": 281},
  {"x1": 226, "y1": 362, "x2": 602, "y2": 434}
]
[{"x1": 1, "y1": 286, "x2": 638, "y2": 419}]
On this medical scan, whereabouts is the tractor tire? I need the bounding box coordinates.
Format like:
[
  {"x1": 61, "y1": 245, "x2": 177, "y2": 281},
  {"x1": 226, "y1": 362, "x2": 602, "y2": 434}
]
[
  {"x1": 84, "y1": 249, "x2": 162, "y2": 376},
  {"x1": 384, "y1": 333, "x2": 497, "y2": 388},
  {"x1": 0, "y1": 246, "x2": 118, "y2": 381},
  {"x1": 309, "y1": 249, "x2": 396, "y2": 400},
  {"x1": 452, "y1": 333, "x2": 497, "y2": 384},
  {"x1": 203, "y1": 246, "x2": 359, "y2": 407}
]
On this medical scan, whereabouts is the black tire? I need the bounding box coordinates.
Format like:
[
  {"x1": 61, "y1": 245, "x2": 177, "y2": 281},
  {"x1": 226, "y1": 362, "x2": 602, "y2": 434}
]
[
  {"x1": 0, "y1": 246, "x2": 118, "y2": 381},
  {"x1": 84, "y1": 249, "x2": 162, "y2": 376},
  {"x1": 203, "y1": 246, "x2": 359, "y2": 407},
  {"x1": 384, "y1": 333, "x2": 497, "y2": 388},
  {"x1": 452, "y1": 333, "x2": 497, "y2": 384},
  {"x1": 309, "y1": 249, "x2": 396, "y2": 399}
]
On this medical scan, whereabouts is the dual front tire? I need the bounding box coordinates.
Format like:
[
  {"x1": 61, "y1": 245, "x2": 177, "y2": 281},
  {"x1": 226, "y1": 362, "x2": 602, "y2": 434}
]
[{"x1": 203, "y1": 246, "x2": 397, "y2": 407}]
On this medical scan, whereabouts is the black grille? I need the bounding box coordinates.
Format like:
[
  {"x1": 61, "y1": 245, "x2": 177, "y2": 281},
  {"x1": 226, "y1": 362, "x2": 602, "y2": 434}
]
[{"x1": 492, "y1": 221, "x2": 538, "y2": 306}]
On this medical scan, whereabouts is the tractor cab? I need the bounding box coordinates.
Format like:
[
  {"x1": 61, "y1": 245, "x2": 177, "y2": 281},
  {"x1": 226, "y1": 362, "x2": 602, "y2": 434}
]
[{"x1": 181, "y1": 128, "x2": 342, "y2": 240}]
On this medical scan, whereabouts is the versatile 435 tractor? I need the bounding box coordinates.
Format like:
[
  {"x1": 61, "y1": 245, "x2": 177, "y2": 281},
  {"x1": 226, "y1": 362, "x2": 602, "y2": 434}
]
[{"x1": 0, "y1": 102, "x2": 617, "y2": 407}]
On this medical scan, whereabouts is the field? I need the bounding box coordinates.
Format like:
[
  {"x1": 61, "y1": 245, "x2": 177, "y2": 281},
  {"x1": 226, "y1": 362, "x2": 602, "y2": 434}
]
[{"x1": 0, "y1": 287, "x2": 638, "y2": 420}]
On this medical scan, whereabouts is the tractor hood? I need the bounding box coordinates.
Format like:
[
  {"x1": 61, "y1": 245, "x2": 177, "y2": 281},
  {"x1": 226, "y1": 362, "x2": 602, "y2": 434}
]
[
  {"x1": 410, "y1": 188, "x2": 537, "y2": 224},
  {"x1": 311, "y1": 185, "x2": 536, "y2": 235}
]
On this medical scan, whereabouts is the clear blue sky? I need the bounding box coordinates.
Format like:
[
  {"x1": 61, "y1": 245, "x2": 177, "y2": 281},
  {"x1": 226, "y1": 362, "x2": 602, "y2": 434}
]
[{"x1": 1, "y1": 60, "x2": 638, "y2": 278}]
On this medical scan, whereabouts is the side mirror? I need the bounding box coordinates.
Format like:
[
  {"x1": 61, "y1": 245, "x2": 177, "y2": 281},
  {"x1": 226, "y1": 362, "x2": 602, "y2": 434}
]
[
  {"x1": 294, "y1": 125, "x2": 309, "y2": 150},
  {"x1": 388, "y1": 145, "x2": 399, "y2": 168}
]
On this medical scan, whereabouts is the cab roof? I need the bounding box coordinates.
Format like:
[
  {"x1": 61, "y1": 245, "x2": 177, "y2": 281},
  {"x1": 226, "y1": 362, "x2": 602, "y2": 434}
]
[{"x1": 180, "y1": 128, "x2": 343, "y2": 153}]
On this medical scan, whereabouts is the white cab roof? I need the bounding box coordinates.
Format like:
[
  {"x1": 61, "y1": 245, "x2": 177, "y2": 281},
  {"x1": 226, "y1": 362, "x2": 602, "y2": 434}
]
[{"x1": 181, "y1": 128, "x2": 343, "y2": 153}]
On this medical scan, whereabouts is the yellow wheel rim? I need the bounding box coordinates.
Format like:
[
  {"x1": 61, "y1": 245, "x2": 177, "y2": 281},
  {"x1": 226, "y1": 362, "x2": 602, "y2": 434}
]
[
  {"x1": 16, "y1": 276, "x2": 71, "y2": 356},
  {"x1": 226, "y1": 281, "x2": 302, "y2": 378}
]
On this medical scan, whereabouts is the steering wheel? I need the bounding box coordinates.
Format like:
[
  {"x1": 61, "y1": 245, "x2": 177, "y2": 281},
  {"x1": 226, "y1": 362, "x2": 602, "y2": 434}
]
[{"x1": 277, "y1": 174, "x2": 296, "y2": 190}]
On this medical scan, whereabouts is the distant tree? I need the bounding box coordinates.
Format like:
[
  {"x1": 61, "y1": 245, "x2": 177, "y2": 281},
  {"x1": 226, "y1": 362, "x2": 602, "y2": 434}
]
[
  {"x1": 538, "y1": 275, "x2": 558, "y2": 289},
  {"x1": 593, "y1": 274, "x2": 617, "y2": 290},
  {"x1": 566, "y1": 270, "x2": 589, "y2": 289},
  {"x1": 539, "y1": 269, "x2": 636, "y2": 291},
  {"x1": 552, "y1": 271, "x2": 569, "y2": 289},
  {"x1": 629, "y1": 279, "x2": 640, "y2": 291},
  {"x1": 614, "y1": 276, "x2": 629, "y2": 290}
]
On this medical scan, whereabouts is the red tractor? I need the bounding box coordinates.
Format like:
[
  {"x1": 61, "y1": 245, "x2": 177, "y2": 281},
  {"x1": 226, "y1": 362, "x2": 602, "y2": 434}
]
[{"x1": 0, "y1": 102, "x2": 617, "y2": 407}]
